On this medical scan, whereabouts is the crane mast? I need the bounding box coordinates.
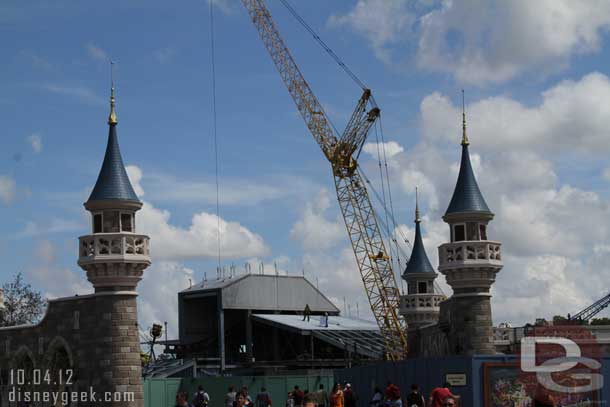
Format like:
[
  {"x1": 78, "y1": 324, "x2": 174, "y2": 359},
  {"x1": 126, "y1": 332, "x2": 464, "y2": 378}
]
[{"x1": 241, "y1": 0, "x2": 408, "y2": 359}]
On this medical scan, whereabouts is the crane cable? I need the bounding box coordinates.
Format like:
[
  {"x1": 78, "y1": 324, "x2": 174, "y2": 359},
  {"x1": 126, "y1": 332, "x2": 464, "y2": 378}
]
[
  {"x1": 278, "y1": 0, "x2": 367, "y2": 91},
  {"x1": 210, "y1": 0, "x2": 222, "y2": 272},
  {"x1": 377, "y1": 118, "x2": 406, "y2": 292}
]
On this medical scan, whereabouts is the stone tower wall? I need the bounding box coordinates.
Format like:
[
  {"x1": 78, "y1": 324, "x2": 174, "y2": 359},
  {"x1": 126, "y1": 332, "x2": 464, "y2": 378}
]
[{"x1": 0, "y1": 293, "x2": 143, "y2": 407}]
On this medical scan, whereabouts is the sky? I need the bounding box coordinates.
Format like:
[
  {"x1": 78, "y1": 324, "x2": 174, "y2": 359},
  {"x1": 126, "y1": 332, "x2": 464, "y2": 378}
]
[{"x1": 2, "y1": 0, "x2": 610, "y2": 340}]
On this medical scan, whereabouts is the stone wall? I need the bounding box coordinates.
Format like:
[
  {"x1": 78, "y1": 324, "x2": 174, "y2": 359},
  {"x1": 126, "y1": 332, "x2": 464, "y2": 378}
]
[
  {"x1": 0, "y1": 292, "x2": 143, "y2": 407},
  {"x1": 412, "y1": 296, "x2": 495, "y2": 357}
]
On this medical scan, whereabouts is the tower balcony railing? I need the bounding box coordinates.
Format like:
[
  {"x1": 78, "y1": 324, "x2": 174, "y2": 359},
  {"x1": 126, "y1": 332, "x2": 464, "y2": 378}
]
[
  {"x1": 400, "y1": 293, "x2": 446, "y2": 312},
  {"x1": 78, "y1": 233, "x2": 150, "y2": 264},
  {"x1": 438, "y1": 240, "x2": 502, "y2": 270}
]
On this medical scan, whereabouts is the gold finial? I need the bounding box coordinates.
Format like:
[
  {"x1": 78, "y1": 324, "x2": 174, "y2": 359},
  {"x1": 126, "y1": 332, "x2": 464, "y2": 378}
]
[
  {"x1": 415, "y1": 187, "x2": 421, "y2": 223},
  {"x1": 108, "y1": 61, "x2": 118, "y2": 125},
  {"x1": 461, "y1": 89, "x2": 469, "y2": 146}
]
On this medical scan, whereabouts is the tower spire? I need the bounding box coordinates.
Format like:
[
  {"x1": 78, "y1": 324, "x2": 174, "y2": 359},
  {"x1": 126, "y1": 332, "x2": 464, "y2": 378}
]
[
  {"x1": 415, "y1": 187, "x2": 421, "y2": 223},
  {"x1": 461, "y1": 89, "x2": 469, "y2": 146},
  {"x1": 108, "y1": 61, "x2": 117, "y2": 125}
]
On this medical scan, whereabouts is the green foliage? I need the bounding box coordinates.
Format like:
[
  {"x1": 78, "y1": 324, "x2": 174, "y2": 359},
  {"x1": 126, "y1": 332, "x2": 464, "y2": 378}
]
[
  {"x1": 552, "y1": 315, "x2": 567, "y2": 322},
  {"x1": 0, "y1": 272, "x2": 46, "y2": 327},
  {"x1": 590, "y1": 317, "x2": 610, "y2": 326}
]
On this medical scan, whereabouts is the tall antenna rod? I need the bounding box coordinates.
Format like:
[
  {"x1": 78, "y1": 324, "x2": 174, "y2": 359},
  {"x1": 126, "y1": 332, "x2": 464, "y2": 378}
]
[
  {"x1": 461, "y1": 89, "x2": 469, "y2": 146},
  {"x1": 108, "y1": 61, "x2": 118, "y2": 125},
  {"x1": 210, "y1": 0, "x2": 222, "y2": 271}
]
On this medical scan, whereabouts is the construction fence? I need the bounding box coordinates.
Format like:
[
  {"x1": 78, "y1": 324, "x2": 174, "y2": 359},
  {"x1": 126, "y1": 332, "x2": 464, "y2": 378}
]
[{"x1": 144, "y1": 372, "x2": 335, "y2": 407}]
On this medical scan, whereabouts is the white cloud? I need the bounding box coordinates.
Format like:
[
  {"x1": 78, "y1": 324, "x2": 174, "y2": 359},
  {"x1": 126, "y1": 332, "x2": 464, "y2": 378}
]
[
  {"x1": 328, "y1": 0, "x2": 413, "y2": 63},
  {"x1": 138, "y1": 203, "x2": 269, "y2": 261},
  {"x1": 417, "y1": 0, "x2": 610, "y2": 84},
  {"x1": 362, "y1": 141, "x2": 404, "y2": 159},
  {"x1": 153, "y1": 47, "x2": 175, "y2": 63},
  {"x1": 26, "y1": 240, "x2": 90, "y2": 299},
  {"x1": 127, "y1": 165, "x2": 270, "y2": 261},
  {"x1": 301, "y1": 247, "x2": 371, "y2": 318},
  {"x1": 142, "y1": 172, "x2": 318, "y2": 206},
  {"x1": 0, "y1": 175, "x2": 16, "y2": 204},
  {"x1": 421, "y1": 73, "x2": 610, "y2": 154},
  {"x1": 138, "y1": 261, "x2": 194, "y2": 339},
  {"x1": 86, "y1": 43, "x2": 108, "y2": 62},
  {"x1": 27, "y1": 133, "x2": 42, "y2": 153},
  {"x1": 290, "y1": 189, "x2": 344, "y2": 251},
  {"x1": 384, "y1": 75, "x2": 610, "y2": 325},
  {"x1": 126, "y1": 165, "x2": 144, "y2": 197},
  {"x1": 42, "y1": 84, "x2": 104, "y2": 106},
  {"x1": 17, "y1": 218, "x2": 84, "y2": 238},
  {"x1": 19, "y1": 51, "x2": 53, "y2": 70},
  {"x1": 206, "y1": 0, "x2": 235, "y2": 15}
]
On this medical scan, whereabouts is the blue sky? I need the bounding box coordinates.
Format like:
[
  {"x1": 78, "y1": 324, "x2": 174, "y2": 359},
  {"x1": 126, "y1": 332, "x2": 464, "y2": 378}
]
[{"x1": 3, "y1": 0, "x2": 610, "y2": 336}]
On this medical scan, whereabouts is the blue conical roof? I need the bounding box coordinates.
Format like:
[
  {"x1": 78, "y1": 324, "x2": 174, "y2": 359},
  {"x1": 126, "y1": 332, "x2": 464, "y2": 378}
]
[
  {"x1": 445, "y1": 144, "x2": 490, "y2": 216},
  {"x1": 403, "y1": 221, "x2": 435, "y2": 277},
  {"x1": 87, "y1": 123, "x2": 139, "y2": 203}
]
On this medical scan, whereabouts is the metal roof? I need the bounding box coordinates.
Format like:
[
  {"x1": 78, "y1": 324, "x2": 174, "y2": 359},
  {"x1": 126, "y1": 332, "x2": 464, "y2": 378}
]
[
  {"x1": 445, "y1": 144, "x2": 491, "y2": 216},
  {"x1": 252, "y1": 314, "x2": 384, "y2": 359},
  {"x1": 403, "y1": 221, "x2": 436, "y2": 277},
  {"x1": 182, "y1": 274, "x2": 340, "y2": 313},
  {"x1": 251, "y1": 314, "x2": 379, "y2": 331},
  {"x1": 87, "y1": 123, "x2": 140, "y2": 203}
]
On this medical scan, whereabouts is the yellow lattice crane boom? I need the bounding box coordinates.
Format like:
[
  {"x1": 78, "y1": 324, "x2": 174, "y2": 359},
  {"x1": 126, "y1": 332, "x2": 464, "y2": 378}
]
[{"x1": 241, "y1": 0, "x2": 408, "y2": 360}]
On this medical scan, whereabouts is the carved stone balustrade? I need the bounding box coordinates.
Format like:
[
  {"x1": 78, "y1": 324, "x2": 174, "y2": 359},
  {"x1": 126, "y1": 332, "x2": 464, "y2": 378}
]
[
  {"x1": 78, "y1": 233, "x2": 150, "y2": 264},
  {"x1": 438, "y1": 240, "x2": 502, "y2": 271},
  {"x1": 399, "y1": 293, "x2": 447, "y2": 327},
  {"x1": 78, "y1": 233, "x2": 150, "y2": 291}
]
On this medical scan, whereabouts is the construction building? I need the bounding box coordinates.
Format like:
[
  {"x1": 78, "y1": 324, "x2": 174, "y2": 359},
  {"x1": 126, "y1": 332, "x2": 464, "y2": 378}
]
[{"x1": 147, "y1": 274, "x2": 386, "y2": 377}]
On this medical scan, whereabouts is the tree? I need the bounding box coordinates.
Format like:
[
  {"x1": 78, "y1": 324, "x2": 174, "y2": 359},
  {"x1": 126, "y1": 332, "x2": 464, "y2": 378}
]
[
  {"x1": 0, "y1": 272, "x2": 46, "y2": 327},
  {"x1": 590, "y1": 317, "x2": 610, "y2": 326}
]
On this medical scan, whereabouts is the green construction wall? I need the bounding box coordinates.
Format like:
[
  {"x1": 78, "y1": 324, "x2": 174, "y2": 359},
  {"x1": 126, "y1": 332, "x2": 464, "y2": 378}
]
[{"x1": 144, "y1": 373, "x2": 335, "y2": 407}]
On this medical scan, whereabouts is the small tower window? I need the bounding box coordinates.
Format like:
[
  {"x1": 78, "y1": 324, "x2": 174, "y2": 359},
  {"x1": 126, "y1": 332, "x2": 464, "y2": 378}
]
[
  {"x1": 103, "y1": 211, "x2": 120, "y2": 233},
  {"x1": 408, "y1": 284, "x2": 416, "y2": 295},
  {"x1": 479, "y1": 224, "x2": 487, "y2": 240},
  {"x1": 454, "y1": 224, "x2": 465, "y2": 242},
  {"x1": 418, "y1": 282, "x2": 427, "y2": 294},
  {"x1": 466, "y1": 222, "x2": 479, "y2": 240},
  {"x1": 93, "y1": 214, "x2": 102, "y2": 234},
  {"x1": 121, "y1": 213, "x2": 133, "y2": 232}
]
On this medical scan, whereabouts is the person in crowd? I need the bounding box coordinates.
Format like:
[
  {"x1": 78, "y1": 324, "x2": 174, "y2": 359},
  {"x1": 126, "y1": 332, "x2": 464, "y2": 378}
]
[
  {"x1": 330, "y1": 383, "x2": 344, "y2": 407},
  {"x1": 441, "y1": 397, "x2": 456, "y2": 407},
  {"x1": 193, "y1": 385, "x2": 210, "y2": 407},
  {"x1": 385, "y1": 382, "x2": 400, "y2": 401},
  {"x1": 242, "y1": 386, "x2": 254, "y2": 405},
  {"x1": 235, "y1": 392, "x2": 249, "y2": 407},
  {"x1": 176, "y1": 392, "x2": 193, "y2": 407},
  {"x1": 369, "y1": 386, "x2": 383, "y2": 407},
  {"x1": 286, "y1": 390, "x2": 295, "y2": 407},
  {"x1": 428, "y1": 383, "x2": 455, "y2": 407},
  {"x1": 226, "y1": 386, "x2": 238, "y2": 407},
  {"x1": 343, "y1": 384, "x2": 357, "y2": 407},
  {"x1": 256, "y1": 387, "x2": 273, "y2": 407},
  {"x1": 316, "y1": 383, "x2": 329, "y2": 407},
  {"x1": 293, "y1": 385, "x2": 305, "y2": 407},
  {"x1": 304, "y1": 393, "x2": 318, "y2": 407},
  {"x1": 405, "y1": 384, "x2": 425, "y2": 407}
]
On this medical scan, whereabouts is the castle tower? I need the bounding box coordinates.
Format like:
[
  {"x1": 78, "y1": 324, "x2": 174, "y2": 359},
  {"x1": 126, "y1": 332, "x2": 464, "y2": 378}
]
[
  {"x1": 400, "y1": 190, "x2": 446, "y2": 354},
  {"x1": 77, "y1": 83, "x2": 150, "y2": 405},
  {"x1": 437, "y1": 99, "x2": 502, "y2": 355}
]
